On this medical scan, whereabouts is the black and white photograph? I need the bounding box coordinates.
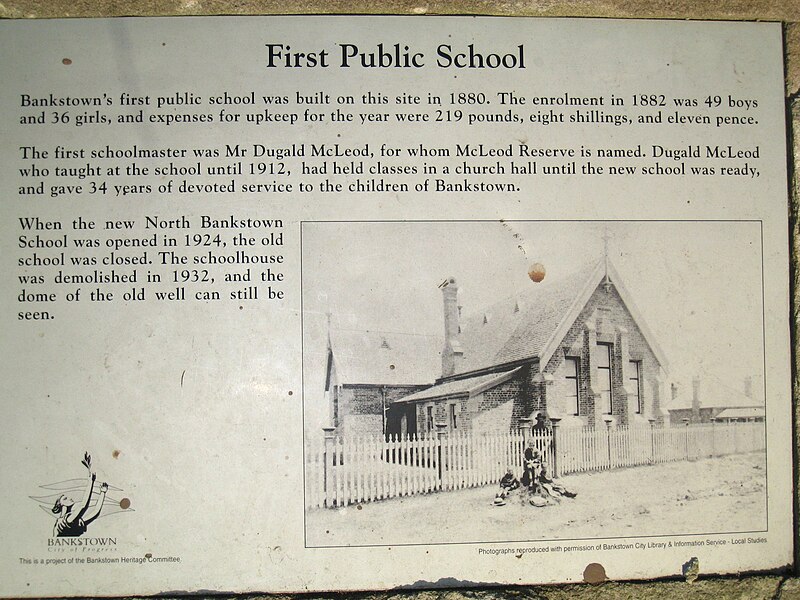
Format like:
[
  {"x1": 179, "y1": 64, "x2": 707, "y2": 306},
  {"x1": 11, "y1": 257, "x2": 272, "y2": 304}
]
[{"x1": 302, "y1": 220, "x2": 767, "y2": 547}]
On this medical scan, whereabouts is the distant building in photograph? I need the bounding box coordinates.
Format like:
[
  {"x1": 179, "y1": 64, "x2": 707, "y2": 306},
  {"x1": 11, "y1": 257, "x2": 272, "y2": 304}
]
[
  {"x1": 665, "y1": 376, "x2": 765, "y2": 425},
  {"x1": 324, "y1": 258, "x2": 671, "y2": 438}
]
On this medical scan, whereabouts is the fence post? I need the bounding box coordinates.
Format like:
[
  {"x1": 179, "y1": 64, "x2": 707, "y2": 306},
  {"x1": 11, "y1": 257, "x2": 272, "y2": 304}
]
[
  {"x1": 682, "y1": 418, "x2": 690, "y2": 460},
  {"x1": 710, "y1": 418, "x2": 717, "y2": 457},
  {"x1": 322, "y1": 426, "x2": 336, "y2": 508},
  {"x1": 520, "y1": 417, "x2": 532, "y2": 448},
  {"x1": 648, "y1": 417, "x2": 656, "y2": 464},
  {"x1": 436, "y1": 422, "x2": 448, "y2": 490},
  {"x1": 549, "y1": 417, "x2": 562, "y2": 477},
  {"x1": 604, "y1": 416, "x2": 613, "y2": 468},
  {"x1": 520, "y1": 417, "x2": 533, "y2": 479}
]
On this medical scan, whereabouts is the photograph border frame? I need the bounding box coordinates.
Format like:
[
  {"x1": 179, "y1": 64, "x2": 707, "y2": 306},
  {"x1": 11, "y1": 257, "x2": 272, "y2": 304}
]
[{"x1": 300, "y1": 218, "x2": 771, "y2": 550}]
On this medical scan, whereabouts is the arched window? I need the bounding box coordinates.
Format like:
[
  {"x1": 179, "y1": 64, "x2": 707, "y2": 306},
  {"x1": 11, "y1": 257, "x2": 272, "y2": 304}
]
[
  {"x1": 564, "y1": 357, "x2": 580, "y2": 415},
  {"x1": 597, "y1": 343, "x2": 613, "y2": 414},
  {"x1": 629, "y1": 360, "x2": 642, "y2": 414}
]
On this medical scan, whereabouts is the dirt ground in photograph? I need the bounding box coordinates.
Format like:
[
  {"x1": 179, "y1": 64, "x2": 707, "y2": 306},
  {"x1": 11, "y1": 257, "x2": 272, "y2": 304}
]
[{"x1": 306, "y1": 452, "x2": 767, "y2": 547}]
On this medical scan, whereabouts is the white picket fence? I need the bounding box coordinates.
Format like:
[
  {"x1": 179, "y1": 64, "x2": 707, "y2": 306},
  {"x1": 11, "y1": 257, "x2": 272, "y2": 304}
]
[
  {"x1": 305, "y1": 421, "x2": 765, "y2": 509},
  {"x1": 557, "y1": 421, "x2": 766, "y2": 475}
]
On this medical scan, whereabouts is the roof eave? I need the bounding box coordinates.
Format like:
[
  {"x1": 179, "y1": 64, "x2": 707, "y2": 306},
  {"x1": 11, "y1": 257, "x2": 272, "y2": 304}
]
[
  {"x1": 442, "y1": 356, "x2": 537, "y2": 384},
  {"x1": 397, "y1": 366, "x2": 522, "y2": 405},
  {"x1": 396, "y1": 391, "x2": 471, "y2": 404}
]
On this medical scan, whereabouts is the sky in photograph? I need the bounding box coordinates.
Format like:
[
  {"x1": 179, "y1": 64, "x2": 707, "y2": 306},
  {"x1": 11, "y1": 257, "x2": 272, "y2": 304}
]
[{"x1": 301, "y1": 220, "x2": 765, "y2": 431}]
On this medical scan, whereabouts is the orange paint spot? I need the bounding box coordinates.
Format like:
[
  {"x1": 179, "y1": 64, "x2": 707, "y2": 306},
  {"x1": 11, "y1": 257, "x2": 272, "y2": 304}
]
[
  {"x1": 119, "y1": 498, "x2": 131, "y2": 510},
  {"x1": 62, "y1": 58, "x2": 72, "y2": 65},
  {"x1": 528, "y1": 262, "x2": 546, "y2": 283}
]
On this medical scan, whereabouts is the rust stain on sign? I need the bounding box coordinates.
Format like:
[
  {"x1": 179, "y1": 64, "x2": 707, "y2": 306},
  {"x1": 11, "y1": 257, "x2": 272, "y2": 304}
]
[
  {"x1": 498, "y1": 221, "x2": 550, "y2": 283},
  {"x1": 528, "y1": 262, "x2": 546, "y2": 282},
  {"x1": 583, "y1": 562, "x2": 607, "y2": 583}
]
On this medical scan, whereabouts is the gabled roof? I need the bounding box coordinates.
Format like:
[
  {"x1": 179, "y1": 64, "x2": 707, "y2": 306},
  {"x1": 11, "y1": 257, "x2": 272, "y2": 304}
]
[
  {"x1": 451, "y1": 259, "x2": 668, "y2": 376},
  {"x1": 666, "y1": 387, "x2": 762, "y2": 411},
  {"x1": 714, "y1": 407, "x2": 765, "y2": 420},
  {"x1": 452, "y1": 262, "x2": 597, "y2": 375},
  {"x1": 396, "y1": 368, "x2": 520, "y2": 404},
  {"x1": 327, "y1": 328, "x2": 442, "y2": 387}
]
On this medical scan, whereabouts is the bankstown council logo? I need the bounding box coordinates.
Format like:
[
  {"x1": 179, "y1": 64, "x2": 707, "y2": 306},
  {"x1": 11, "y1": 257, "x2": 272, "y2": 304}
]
[{"x1": 29, "y1": 452, "x2": 133, "y2": 550}]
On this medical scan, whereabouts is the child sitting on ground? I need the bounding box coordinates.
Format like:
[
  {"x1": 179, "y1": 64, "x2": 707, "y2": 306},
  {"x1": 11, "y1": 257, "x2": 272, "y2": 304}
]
[{"x1": 493, "y1": 468, "x2": 520, "y2": 505}]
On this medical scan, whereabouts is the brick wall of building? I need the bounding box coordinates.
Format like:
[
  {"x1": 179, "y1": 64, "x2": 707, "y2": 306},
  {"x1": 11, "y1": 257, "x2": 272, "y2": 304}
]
[
  {"x1": 336, "y1": 384, "x2": 428, "y2": 437},
  {"x1": 335, "y1": 281, "x2": 665, "y2": 437},
  {"x1": 414, "y1": 395, "x2": 470, "y2": 436},
  {"x1": 409, "y1": 372, "x2": 532, "y2": 435},
  {"x1": 472, "y1": 395, "x2": 515, "y2": 434},
  {"x1": 479, "y1": 378, "x2": 523, "y2": 413},
  {"x1": 535, "y1": 283, "x2": 664, "y2": 428},
  {"x1": 342, "y1": 414, "x2": 383, "y2": 437}
]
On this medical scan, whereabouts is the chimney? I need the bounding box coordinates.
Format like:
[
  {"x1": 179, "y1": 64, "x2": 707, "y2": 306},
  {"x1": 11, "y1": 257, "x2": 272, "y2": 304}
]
[
  {"x1": 440, "y1": 277, "x2": 463, "y2": 377},
  {"x1": 744, "y1": 376, "x2": 753, "y2": 401},
  {"x1": 691, "y1": 376, "x2": 701, "y2": 423}
]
